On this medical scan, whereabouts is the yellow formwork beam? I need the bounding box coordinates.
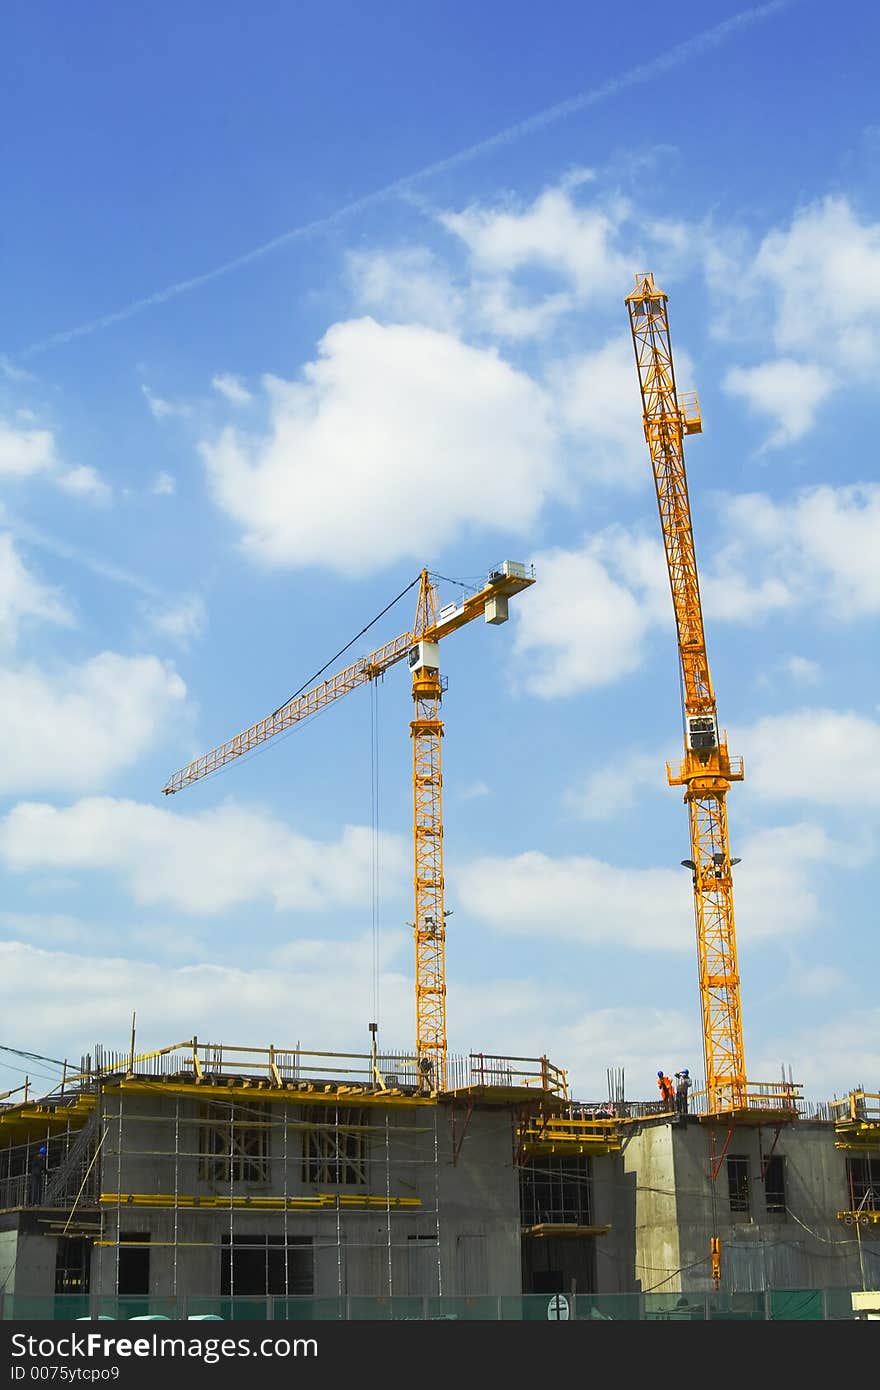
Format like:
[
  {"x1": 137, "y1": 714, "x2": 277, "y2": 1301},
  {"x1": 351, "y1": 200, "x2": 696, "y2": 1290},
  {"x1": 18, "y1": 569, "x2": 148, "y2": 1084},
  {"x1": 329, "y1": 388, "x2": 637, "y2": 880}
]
[
  {"x1": 838, "y1": 1210, "x2": 880, "y2": 1226},
  {"x1": 0, "y1": 1094, "x2": 96, "y2": 1144},
  {"x1": 115, "y1": 1079, "x2": 437, "y2": 1108},
  {"x1": 100, "y1": 1192, "x2": 422, "y2": 1211}
]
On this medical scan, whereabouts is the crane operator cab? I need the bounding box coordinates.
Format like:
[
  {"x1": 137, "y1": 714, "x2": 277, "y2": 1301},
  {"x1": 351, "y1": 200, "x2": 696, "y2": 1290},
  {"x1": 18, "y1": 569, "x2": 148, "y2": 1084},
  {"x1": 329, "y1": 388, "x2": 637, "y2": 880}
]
[
  {"x1": 408, "y1": 640, "x2": 440, "y2": 674},
  {"x1": 408, "y1": 639, "x2": 443, "y2": 703},
  {"x1": 686, "y1": 714, "x2": 719, "y2": 752}
]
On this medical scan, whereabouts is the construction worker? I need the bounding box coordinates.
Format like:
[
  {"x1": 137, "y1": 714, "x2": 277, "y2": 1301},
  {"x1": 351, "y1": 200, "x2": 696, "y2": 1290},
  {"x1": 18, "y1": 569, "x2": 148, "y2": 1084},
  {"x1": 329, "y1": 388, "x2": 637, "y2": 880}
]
[
  {"x1": 674, "y1": 1069, "x2": 691, "y2": 1117},
  {"x1": 28, "y1": 1145, "x2": 47, "y2": 1205},
  {"x1": 657, "y1": 1070, "x2": 675, "y2": 1108}
]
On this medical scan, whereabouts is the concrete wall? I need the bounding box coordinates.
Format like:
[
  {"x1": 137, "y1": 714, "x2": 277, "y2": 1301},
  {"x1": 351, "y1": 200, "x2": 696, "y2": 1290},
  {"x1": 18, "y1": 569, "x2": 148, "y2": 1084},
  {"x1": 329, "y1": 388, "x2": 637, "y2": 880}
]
[
  {"x1": 436, "y1": 1103, "x2": 521, "y2": 1297},
  {"x1": 617, "y1": 1116, "x2": 869, "y2": 1295},
  {"x1": 673, "y1": 1119, "x2": 863, "y2": 1291},
  {"x1": 0, "y1": 1228, "x2": 18, "y2": 1293},
  {"x1": 594, "y1": 1150, "x2": 638, "y2": 1294},
  {"x1": 3, "y1": 1229, "x2": 57, "y2": 1299},
  {"x1": 620, "y1": 1122, "x2": 683, "y2": 1295}
]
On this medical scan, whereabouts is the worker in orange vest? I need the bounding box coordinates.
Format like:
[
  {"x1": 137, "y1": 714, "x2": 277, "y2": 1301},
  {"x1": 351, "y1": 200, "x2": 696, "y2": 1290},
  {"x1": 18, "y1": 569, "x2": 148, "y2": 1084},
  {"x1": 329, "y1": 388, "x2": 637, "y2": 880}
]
[{"x1": 657, "y1": 1070, "x2": 675, "y2": 1107}]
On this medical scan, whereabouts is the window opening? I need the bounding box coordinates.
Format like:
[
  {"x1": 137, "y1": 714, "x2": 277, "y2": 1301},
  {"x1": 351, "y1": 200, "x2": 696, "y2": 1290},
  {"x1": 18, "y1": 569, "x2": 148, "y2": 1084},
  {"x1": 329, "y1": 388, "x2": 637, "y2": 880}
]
[{"x1": 727, "y1": 1155, "x2": 751, "y2": 1215}]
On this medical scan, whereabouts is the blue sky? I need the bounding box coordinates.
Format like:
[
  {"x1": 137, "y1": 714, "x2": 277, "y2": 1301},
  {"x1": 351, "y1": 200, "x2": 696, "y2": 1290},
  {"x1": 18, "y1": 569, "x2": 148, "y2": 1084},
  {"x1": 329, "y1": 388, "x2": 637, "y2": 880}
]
[{"x1": 0, "y1": 0, "x2": 877, "y2": 1104}]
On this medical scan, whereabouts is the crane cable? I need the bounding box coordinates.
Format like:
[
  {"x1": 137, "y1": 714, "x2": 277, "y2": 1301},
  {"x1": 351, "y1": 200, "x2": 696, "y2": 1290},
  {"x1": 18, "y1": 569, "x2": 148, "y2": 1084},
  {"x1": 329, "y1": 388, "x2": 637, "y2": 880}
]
[
  {"x1": 269, "y1": 567, "x2": 470, "y2": 1023},
  {"x1": 0, "y1": 1043, "x2": 67, "y2": 1067},
  {"x1": 271, "y1": 572, "x2": 422, "y2": 717},
  {"x1": 0, "y1": 1043, "x2": 68, "y2": 1094},
  {"x1": 370, "y1": 676, "x2": 381, "y2": 1028}
]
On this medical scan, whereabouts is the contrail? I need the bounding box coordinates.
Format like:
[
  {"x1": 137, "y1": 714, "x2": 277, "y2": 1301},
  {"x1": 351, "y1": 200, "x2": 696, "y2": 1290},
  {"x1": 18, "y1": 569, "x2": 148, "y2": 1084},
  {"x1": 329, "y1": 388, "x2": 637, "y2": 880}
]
[
  {"x1": 17, "y1": 0, "x2": 798, "y2": 360},
  {"x1": 2, "y1": 511, "x2": 160, "y2": 596}
]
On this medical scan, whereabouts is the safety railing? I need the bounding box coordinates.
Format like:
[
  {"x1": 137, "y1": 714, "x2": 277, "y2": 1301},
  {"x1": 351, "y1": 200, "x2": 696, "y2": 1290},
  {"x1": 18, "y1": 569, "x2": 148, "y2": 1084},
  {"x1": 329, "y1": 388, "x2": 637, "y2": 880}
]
[
  {"x1": 830, "y1": 1090, "x2": 880, "y2": 1124},
  {"x1": 2, "y1": 1040, "x2": 570, "y2": 1108}
]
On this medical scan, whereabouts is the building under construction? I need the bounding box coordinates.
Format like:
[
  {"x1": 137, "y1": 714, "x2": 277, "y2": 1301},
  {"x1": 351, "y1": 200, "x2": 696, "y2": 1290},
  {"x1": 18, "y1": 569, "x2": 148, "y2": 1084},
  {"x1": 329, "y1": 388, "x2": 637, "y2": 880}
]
[{"x1": 0, "y1": 1039, "x2": 878, "y2": 1318}]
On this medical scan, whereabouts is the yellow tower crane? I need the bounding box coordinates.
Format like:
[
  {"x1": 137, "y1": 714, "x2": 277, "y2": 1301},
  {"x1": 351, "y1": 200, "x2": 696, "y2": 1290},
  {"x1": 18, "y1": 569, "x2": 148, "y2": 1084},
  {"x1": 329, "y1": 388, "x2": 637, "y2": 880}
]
[
  {"x1": 162, "y1": 561, "x2": 535, "y2": 1086},
  {"x1": 625, "y1": 273, "x2": 746, "y2": 1116}
]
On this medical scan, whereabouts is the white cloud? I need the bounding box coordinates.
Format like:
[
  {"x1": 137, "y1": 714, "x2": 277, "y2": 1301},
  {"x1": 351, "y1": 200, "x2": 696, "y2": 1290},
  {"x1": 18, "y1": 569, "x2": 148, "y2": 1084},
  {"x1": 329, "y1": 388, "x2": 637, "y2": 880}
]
[
  {"x1": 348, "y1": 244, "x2": 571, "y2": 341},
  {"x1": 0, "y1": 936, "x2": 414, "y2": 1070},
  {"x1": 509, "y1": 484, "x2": 879, "y2": 701},
  {"x1": 0, "y1": 654, "x2": 186, "y2": 794},
  {"x1": 565, "y1": 750, "x2": 662, "y2": 820},
  {"x1": 0, "y1": 357, "x2": 36, "y2": 384},
  {"x1": 537, "y1": 1004, "x2": 697, "y2": 1103},
  {"x1": 470, "y1": 281, "x2": 572, "y2": 340},
  {"x1": 211, "y1": 373, "x2": 253, "y2": 407},
  {"x1": 566, "y1": 704, "x2": 880, "y2": 828},
  {"x1": 458, "y1": 780, "x2": 490, "y2": 800},
  {"x1": 0, "y1": 797, "x2": 408, "y2": 917},
  {"x1": 274, "y1": 925, "x2": 406, "y2": 972},
  {"x1": 512, "y1": 532, "x2": 668, "y2": 697},
  {"x1": 0, "y1": 418, "x2": 109, "y2": 500},
  {"x1": 784, "y1": 656, "x2": 821, "y2": 684},
  {"x1": 738, "y1": 708, "x2": 880, "y2": 808},
  {"x1": 127, "y1": 926, "x2": 212, "y2": 961},
  {"x1": 0, "y1": 533, "x2": 73, "y2": 645},
  {"x1": 152, "y1": 471, "x2": 176, "y2": 496},
  {"x1": 0, "y1": 419, "x2": 57, "y2": 478},
  {"x1": 199, "y1": 318, "x2": 558, "y2": 574},
  {"x1": 141, "y1": 385, "x2": 177, "y2": 419},
  {"x1": 699, "y1": 549, "x2": 794, "y2": 622},
  {"x1": 723, "y1": 358, "x2": 836, "y2": 447},
  {"x1": 144, "y1": 594, "x2": 207, "y2": 646},
  {"x1": 789, "y1": 964, "x2": 847, "y2": 998},
  {"x1": 552, "y1": 335, "x2": 669, "y2": 485},
  {"x1": 730, "y1": 822, "x2": 844, "y2": 944},
  {"x1": 351, "y1": 182, "x2": 639, "y2": 342},
  {"x1": 720, "y1": 484, "x2": 880, "y2": 619},
  {"x1": 754, "y1": 196, "x2": 880, "y2": 369},
  {"x1": 57, "y1": 464, "x2": 111, "y2": 503},
  {"x1": 753, "y1": 1008, "x2": 880, "y2": 1099},
  {"x1": 347, "y1": 248, "x2": 465, "y2": 332},
  {"x1": 0, "y1": 932, "x2": 868, "y2": 1105},
  {"x1": 458, "y1": 849, "x2": 693, "y2": 952},
  {"x1": 142, "y1": 385, "x2": 190, "y2": 420},
  {"x1": 458, "y1": 820, "x2": 838, "y2": 954},
  {"x1": 0, "y1": 911, "x2": 97, "y2": 948},
  {"x1": 440, "y1": 184, "x2": 632, "y2": 299},
  {"x1": 435, "y1": 967, "x2": 701, "y2": 1098}
]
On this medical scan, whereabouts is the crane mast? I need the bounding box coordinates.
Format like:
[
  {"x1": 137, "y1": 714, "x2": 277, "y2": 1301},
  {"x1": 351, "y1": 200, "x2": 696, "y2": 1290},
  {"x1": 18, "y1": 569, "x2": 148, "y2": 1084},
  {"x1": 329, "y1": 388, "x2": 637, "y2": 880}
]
[
  {"x1": 626, "y1": 272, "x2": 746, "y2": 1115},
  {"x1": 409, "y1": 573, "x2": 447, "y2": 1074},
  {"x1": 162, "y1": 562, "x2": 535, "y2": 1085}
]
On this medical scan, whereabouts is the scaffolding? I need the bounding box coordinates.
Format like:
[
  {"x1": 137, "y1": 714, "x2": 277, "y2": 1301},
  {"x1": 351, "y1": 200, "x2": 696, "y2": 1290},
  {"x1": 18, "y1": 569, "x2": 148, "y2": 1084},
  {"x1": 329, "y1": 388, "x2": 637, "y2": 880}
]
[{"x1": 0, "y1": 1038, "x2": 567, "y2": 1304}]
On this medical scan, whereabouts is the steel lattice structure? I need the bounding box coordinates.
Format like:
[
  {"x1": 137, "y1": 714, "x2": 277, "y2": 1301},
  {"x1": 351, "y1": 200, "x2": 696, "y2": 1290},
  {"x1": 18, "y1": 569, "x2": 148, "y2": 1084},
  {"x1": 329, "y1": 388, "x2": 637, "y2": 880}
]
[
  {"x1": 162, "y1": 564, "x2": 535, "y2": 1077},
  {"x1": 409, "y1": 574, "x2": 447, "y2": 1078},
  {"x1": 626, "y1": 272, "x2": 747, "y2": 1115}
]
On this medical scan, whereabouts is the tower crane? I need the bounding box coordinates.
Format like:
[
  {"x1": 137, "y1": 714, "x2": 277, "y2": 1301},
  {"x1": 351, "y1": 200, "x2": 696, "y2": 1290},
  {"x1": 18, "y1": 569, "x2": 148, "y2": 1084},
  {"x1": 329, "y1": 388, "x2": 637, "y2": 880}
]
[
  {"x1": 162, "y1": 561, "x2": 535, "y2": 1085},
  {"x1": 625, "y1": 273, "x2": 746, "y2": 1115}
]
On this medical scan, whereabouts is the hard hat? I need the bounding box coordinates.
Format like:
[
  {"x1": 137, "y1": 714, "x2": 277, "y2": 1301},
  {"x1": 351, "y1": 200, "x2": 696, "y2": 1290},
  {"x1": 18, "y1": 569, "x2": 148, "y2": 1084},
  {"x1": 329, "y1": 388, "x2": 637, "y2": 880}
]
[
  {"x1": 38, "y1": 1146, "x2": 47, "y2": 1155},
  {"x1": 658, "y1": 1070, "x2": 664, "y2": 1077},
  {"x1": 682, "y1": 1069, "x2": 689, "y2": 1076}
]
